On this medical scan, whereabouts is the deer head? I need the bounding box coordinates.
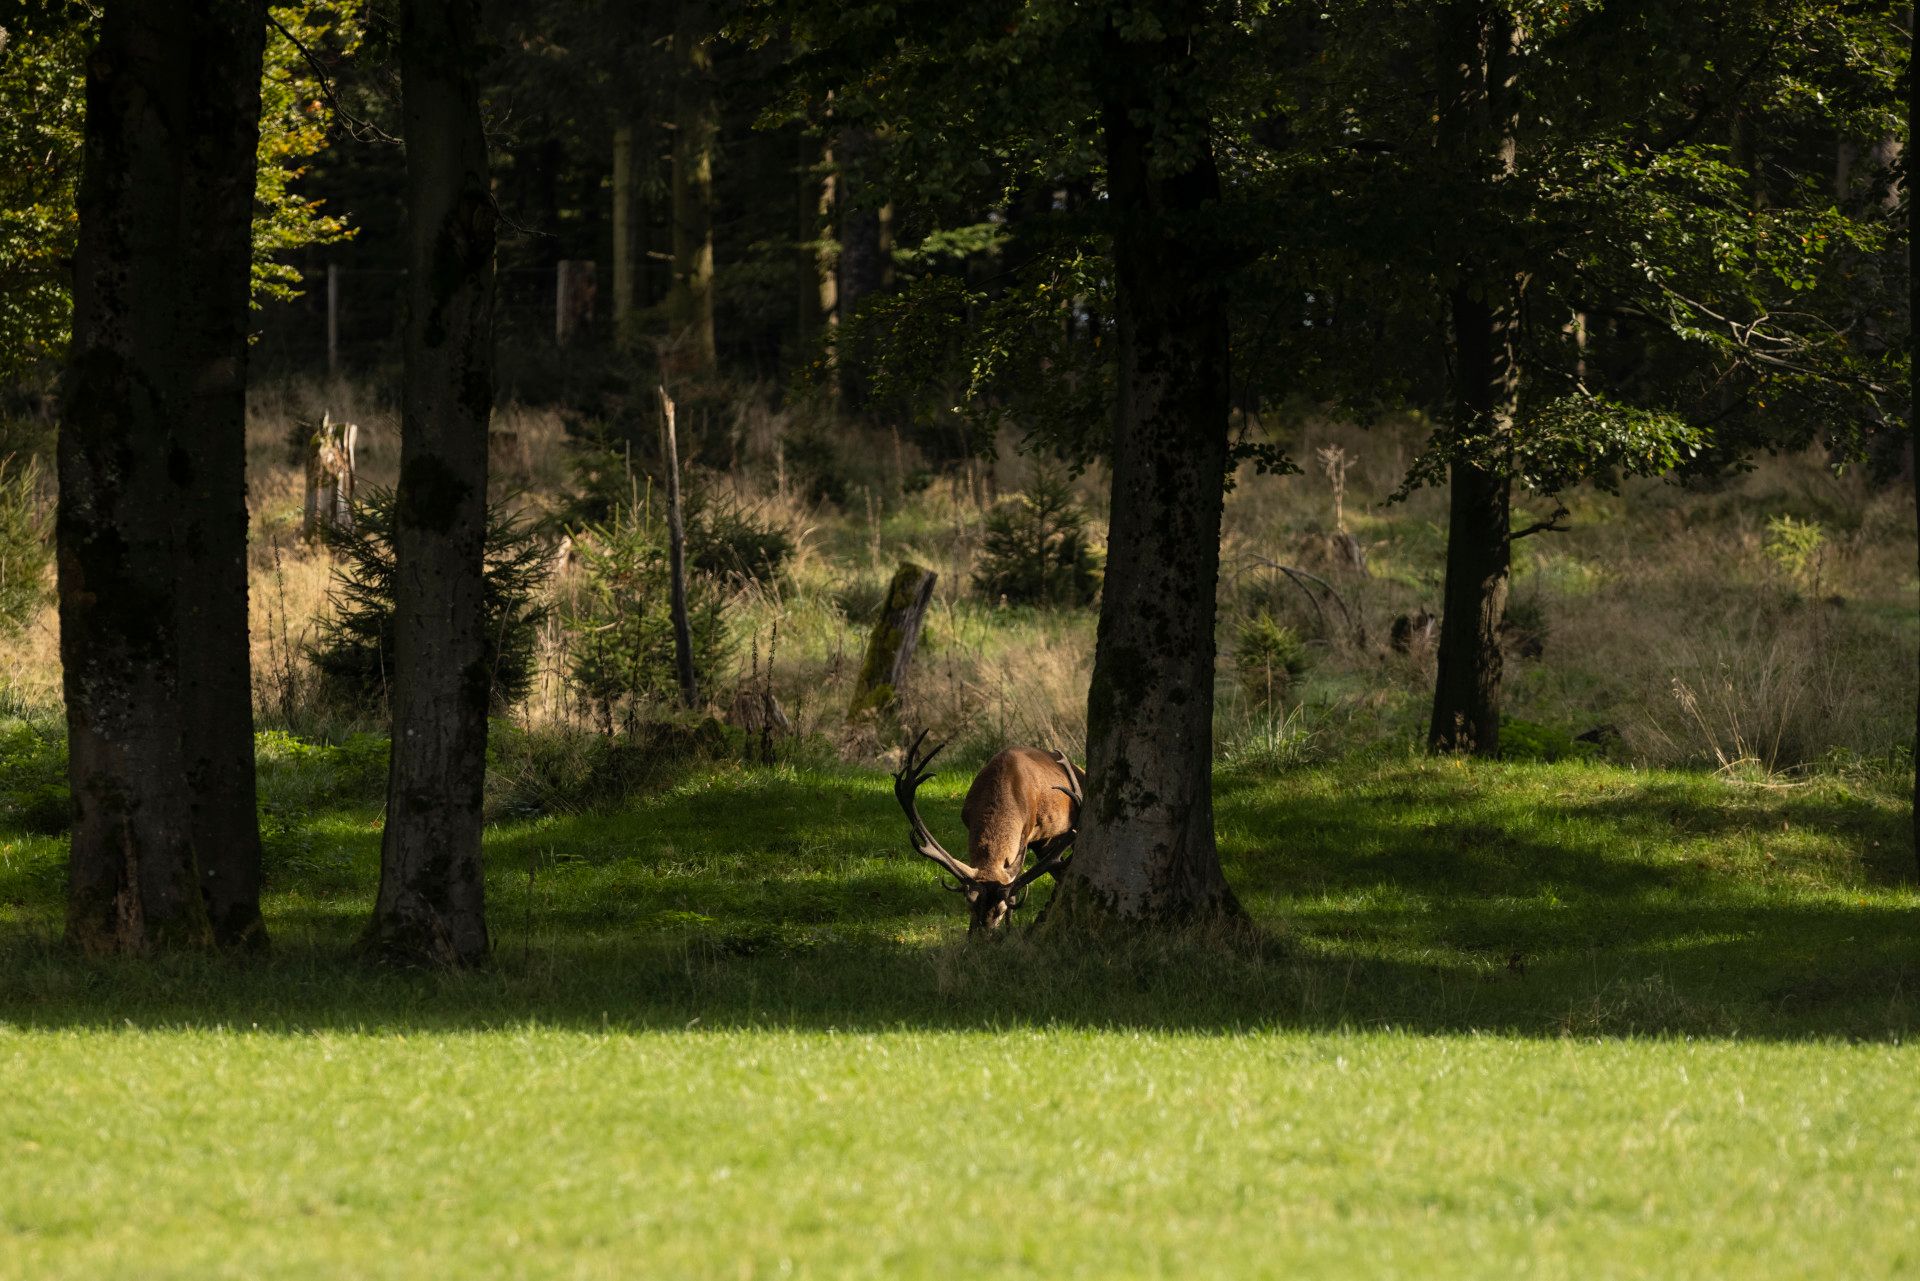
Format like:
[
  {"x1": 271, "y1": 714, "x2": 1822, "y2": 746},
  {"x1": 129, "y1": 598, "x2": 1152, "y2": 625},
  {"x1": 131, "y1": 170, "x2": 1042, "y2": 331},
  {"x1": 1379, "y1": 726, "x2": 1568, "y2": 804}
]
[{"x1": 892, "y1": 730, "x2": 1082, "y2": 933}]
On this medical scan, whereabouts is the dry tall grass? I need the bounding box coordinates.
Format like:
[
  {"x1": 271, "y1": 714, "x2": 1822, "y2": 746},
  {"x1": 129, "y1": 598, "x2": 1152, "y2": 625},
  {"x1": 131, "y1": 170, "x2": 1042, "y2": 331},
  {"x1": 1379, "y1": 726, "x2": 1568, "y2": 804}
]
[{"x1": 2, "y1": 387, "x2": 1913, "y2": 777}]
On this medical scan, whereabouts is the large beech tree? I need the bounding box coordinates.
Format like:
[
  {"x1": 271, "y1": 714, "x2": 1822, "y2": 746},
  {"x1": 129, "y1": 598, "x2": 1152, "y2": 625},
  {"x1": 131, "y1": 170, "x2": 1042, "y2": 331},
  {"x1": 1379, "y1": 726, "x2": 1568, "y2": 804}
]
[
  {"x1": 768, "y1": 0, "x2": 1258, "y2": 925},
  {"x1": 363, "y1": 0, "x2": 497, "y2": 966},
  {"x1": 1046, "y1": 7, "x2": 1241, "y2": 924},
  {"x1": 59, "y1": 0, "x2": 268, "y2": 953}
]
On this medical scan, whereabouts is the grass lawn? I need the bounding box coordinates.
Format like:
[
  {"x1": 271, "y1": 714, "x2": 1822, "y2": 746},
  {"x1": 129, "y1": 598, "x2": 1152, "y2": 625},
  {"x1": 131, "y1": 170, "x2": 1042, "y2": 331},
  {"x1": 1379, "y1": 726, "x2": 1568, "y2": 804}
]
[{"x1": 2, "y1": 753, "x2": 1917, "y2": 1277}]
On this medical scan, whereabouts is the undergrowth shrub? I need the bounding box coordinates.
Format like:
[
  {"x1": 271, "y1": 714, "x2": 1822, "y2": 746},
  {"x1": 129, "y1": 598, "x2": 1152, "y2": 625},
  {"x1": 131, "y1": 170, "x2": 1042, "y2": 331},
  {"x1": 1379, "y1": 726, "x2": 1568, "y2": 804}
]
[
  {"x1": 561, "y1": 511, "x2": 732, "y2": 732},
  {"x1": 0, "y1": 718, "x2": 68, "y2": 835},
  {"x1": 687, "y1": 489, "x2": 792, "y2": 584},
  {"x1": 308, "y1": 488, "x2": 551, "y2": 715},
  {"x1": 1234, "y1": 613, "x2": 1310, "y2": 706},
  {"x1": 831, "y1": 574, "x2": 889, "y2": 624},
  {"x1": 1498, "y1": 718, "x2": 1596, "y2": 763},
  {"x1": 0, "y1": 455, "x2": 50, "y2": 634},
  {"x1": 253, "y1": 729, "x2": 390, "y2": 811},
  {"x1": 972, "y1": 468, "x2": 1102, "y2": 607},
  {"x1": 487, "y1": 719, "x2": 733, "y2": 819},
  {"x1": 784, "y1": 426, "x2": 852, "y2": 507}
]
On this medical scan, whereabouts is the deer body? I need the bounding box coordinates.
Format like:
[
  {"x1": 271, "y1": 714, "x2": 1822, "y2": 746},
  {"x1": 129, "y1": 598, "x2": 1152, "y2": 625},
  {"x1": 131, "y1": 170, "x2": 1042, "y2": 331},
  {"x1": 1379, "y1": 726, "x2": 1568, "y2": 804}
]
[
  {"x1": 894, "y1": 733, "x2": 1084, "y2": 932},
  {"x1": 960, "y1": 747, "x2": 1083, "y2": 884}
]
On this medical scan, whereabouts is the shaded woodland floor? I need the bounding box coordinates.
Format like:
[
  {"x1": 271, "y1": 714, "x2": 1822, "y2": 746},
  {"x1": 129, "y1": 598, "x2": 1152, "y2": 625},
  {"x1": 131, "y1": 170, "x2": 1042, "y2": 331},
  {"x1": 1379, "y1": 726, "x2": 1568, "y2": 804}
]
[
  {"x1": 3, "y1": 755, "x2": 1917, "y2": 1279},
  {"x1": 2, "y1": 754, "x2": 1913, "y2": 1038}
]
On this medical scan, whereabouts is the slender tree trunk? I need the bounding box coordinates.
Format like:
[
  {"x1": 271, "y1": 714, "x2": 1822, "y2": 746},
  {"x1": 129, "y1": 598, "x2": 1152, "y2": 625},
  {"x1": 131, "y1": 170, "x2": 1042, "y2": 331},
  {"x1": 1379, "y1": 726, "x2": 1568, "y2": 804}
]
[
  {"x1": 796, "y1": 128, "x2": 825, "y2": 346},
  {"x1": 835, "y1": 126, "x2": 889, "y2": 408},
  {"x1": 365, "y1": 0, "x2": 496, "y2": 967},
  {"x1": 1044, "y1": 9, "x2": 1240, "y2": 929},
  {"x1": 60, "y1": 0, "x2": 267, "y2": 955},
  {"x1": 612, "y1": 121, "x2": 638, "y2": 347},
  {"x1": 1429, "y1": 2, "x2": 1524, "y2": 757},
  {"x1": 1431, "y1": 287, "x2": 1522, "y2": 762},
  {"x1": 669, "y1": 9, "x2": 716, "y2": 373},
  {"x1": 660, "y1": 389, "x2": 698, "y2": 709}
]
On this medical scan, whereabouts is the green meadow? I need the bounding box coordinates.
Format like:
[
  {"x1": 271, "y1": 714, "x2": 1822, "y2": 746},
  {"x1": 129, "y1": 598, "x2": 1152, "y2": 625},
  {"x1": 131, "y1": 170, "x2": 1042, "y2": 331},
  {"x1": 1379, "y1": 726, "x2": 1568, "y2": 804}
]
[{"x1": 3, "y1": 750, "x2": 1915, "y2": 1278}]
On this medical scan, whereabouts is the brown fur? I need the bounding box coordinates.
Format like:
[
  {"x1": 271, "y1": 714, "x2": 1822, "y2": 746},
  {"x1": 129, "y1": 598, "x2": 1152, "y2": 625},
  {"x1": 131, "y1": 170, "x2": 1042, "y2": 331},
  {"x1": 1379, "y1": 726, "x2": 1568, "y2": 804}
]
[{"x1": 959, "y1": 747, "x2": 1085, "y2": 887}]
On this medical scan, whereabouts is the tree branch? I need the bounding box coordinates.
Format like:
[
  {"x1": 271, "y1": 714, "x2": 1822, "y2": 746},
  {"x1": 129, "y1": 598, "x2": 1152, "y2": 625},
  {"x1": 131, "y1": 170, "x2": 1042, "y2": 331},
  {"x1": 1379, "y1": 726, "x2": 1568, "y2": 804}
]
[
  {"x1": 266, "y1": 12, "x2": 401, "y2": 146},
  {"x1": 1510, "y1": 504, "x2": 1570, "y2": 541}
]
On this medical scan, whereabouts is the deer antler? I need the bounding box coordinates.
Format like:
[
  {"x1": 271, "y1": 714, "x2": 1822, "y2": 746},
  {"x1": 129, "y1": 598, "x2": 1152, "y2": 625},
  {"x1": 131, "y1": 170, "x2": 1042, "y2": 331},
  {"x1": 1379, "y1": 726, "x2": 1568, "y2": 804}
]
[
  {"x1": 893, "y1": 730, "x2": 983, "y2": 890},
  {"x1": 1010, "y1": 750, "x2": 1084, "y2": 898}
]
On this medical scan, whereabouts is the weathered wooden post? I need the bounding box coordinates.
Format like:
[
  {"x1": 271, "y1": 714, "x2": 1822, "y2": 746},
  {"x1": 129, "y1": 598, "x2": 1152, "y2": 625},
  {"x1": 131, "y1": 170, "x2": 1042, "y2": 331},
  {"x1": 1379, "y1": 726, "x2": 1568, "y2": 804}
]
[
  {"x1": 658, "y1": 385, "x2": 699, "y2": 709},
  {"x1": 302, "y1": 411, "x2": 358, "y2": 541},
  {"x1": 849, "y1": 561, "x2": 936, "y2": 715}
]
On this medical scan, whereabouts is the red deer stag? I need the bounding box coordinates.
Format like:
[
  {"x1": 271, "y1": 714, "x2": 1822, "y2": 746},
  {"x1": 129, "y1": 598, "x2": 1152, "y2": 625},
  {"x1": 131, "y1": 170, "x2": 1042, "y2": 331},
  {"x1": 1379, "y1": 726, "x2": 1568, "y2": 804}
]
[{"x1": 892, "y1": 730, "x2": 1084, "y2": 932}]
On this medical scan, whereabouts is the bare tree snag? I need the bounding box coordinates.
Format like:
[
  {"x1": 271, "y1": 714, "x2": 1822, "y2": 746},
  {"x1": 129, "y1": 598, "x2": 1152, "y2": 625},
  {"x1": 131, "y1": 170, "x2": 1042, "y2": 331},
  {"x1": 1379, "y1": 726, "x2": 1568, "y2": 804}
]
[
  {"x1": 659, "y1": 386, "x2": 699, "y2": 709},
  {"x1": 302, "y1": 411, "x2": 358, "y2": 541},
  {"x1": 61, "y1": 0, "x2": 268, "y2": 954},
  {"x1": 849, "y1": 562, "x2": 936, "y2": 716},
  {"x1": 365, "y1": 0, "x2": 496, "y2": 968}
]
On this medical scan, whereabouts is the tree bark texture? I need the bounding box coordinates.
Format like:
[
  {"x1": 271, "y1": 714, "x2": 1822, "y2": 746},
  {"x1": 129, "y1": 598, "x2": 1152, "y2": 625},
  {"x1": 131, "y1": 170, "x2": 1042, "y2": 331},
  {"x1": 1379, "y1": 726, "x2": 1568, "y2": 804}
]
[
  {"x1": 59, "y1": 0, "x2": 268, "y2": 954},
  {"x1": 835, "y1": 126, "x2": 890, "y2": 408},
  {"x1": 1045, "y1": 9, "x2": 1240, "y2": 928},
  {"x1": 1429, "y1": 2, "x2": 1524, "y2": 757},
  {"x1": 366, "y1": 0, "x2": 496, "y2": 967},
  {"x1": 669, "y1": 11, "x2": 717, "y2": 373}
]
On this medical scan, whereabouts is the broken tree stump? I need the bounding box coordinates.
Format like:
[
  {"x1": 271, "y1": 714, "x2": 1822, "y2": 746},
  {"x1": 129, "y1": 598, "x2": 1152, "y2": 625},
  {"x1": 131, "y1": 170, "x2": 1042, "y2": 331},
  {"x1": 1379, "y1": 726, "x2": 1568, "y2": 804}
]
[
  {"x1": 849, "y1": 562, "x2": 937, "y2": 716},
  {"x1": 302, "y1": 411, "x2": 358, "y2": 541}
]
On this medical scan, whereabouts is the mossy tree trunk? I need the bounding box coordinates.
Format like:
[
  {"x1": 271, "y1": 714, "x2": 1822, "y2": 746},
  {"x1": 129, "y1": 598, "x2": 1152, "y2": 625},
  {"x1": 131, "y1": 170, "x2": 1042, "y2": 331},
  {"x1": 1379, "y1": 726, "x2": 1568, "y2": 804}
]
[
  {"x1": 1043, "y1": 7, "x2": 1241, "y2": 929},
  {"x1": 669, "y1": 6, "x2": 717, "y2": 373},
  {"x1": 1429, "y1": 2, "x2": 1524, "y2": 758},
  {"x1": 849, "y1": 563, "x2": 936, "y2": 716},
  {"x1": 365, "y1": 0, "x2": 496, "y2": 968},
  {"x1": 59, "y1": 0, "x2": 268, "y2": 955}
]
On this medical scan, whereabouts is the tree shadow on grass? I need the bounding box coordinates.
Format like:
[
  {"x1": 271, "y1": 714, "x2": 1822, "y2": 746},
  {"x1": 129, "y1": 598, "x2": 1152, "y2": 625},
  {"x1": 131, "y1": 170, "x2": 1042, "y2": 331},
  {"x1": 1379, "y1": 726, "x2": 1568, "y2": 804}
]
[{"x1": 0, "y1": 762, "x2": 1914, "y2": 1040}]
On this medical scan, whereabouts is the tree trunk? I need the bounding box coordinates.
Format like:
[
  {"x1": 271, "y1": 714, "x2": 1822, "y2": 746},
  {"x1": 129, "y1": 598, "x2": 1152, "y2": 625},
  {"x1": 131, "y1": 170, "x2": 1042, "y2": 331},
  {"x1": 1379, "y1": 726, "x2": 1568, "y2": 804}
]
[
  {"x1": 848, "y1": 562, "x2": 936, "y2": 716},
  {"x1": 796, "y1": 128, "x2": 826, "y2": 347},
  {"x1": 1043, "y1": 11, "x2": 1240, "y2": 928},
  {"x1": 173, "y1": 1, "x2": 271, "y2": 949},
  {"x1": 365, "y1": 0, "x2": 496, "y2": 968},
  {"x1": 612, "y1": 121, "x2": 638, "y2": 348},
  {"x1": 668, "y1": 10, "x2": 716, "y2": 374},
  {"x1": 1429, "y1": 2, "x2": 1523, "y2": 758},
  {"x1": 59, "y1": 0, "x2": 267, "y2": 955},
  {"x1": 835, "y1": 126, "x2": 889, "y2": 408}
]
